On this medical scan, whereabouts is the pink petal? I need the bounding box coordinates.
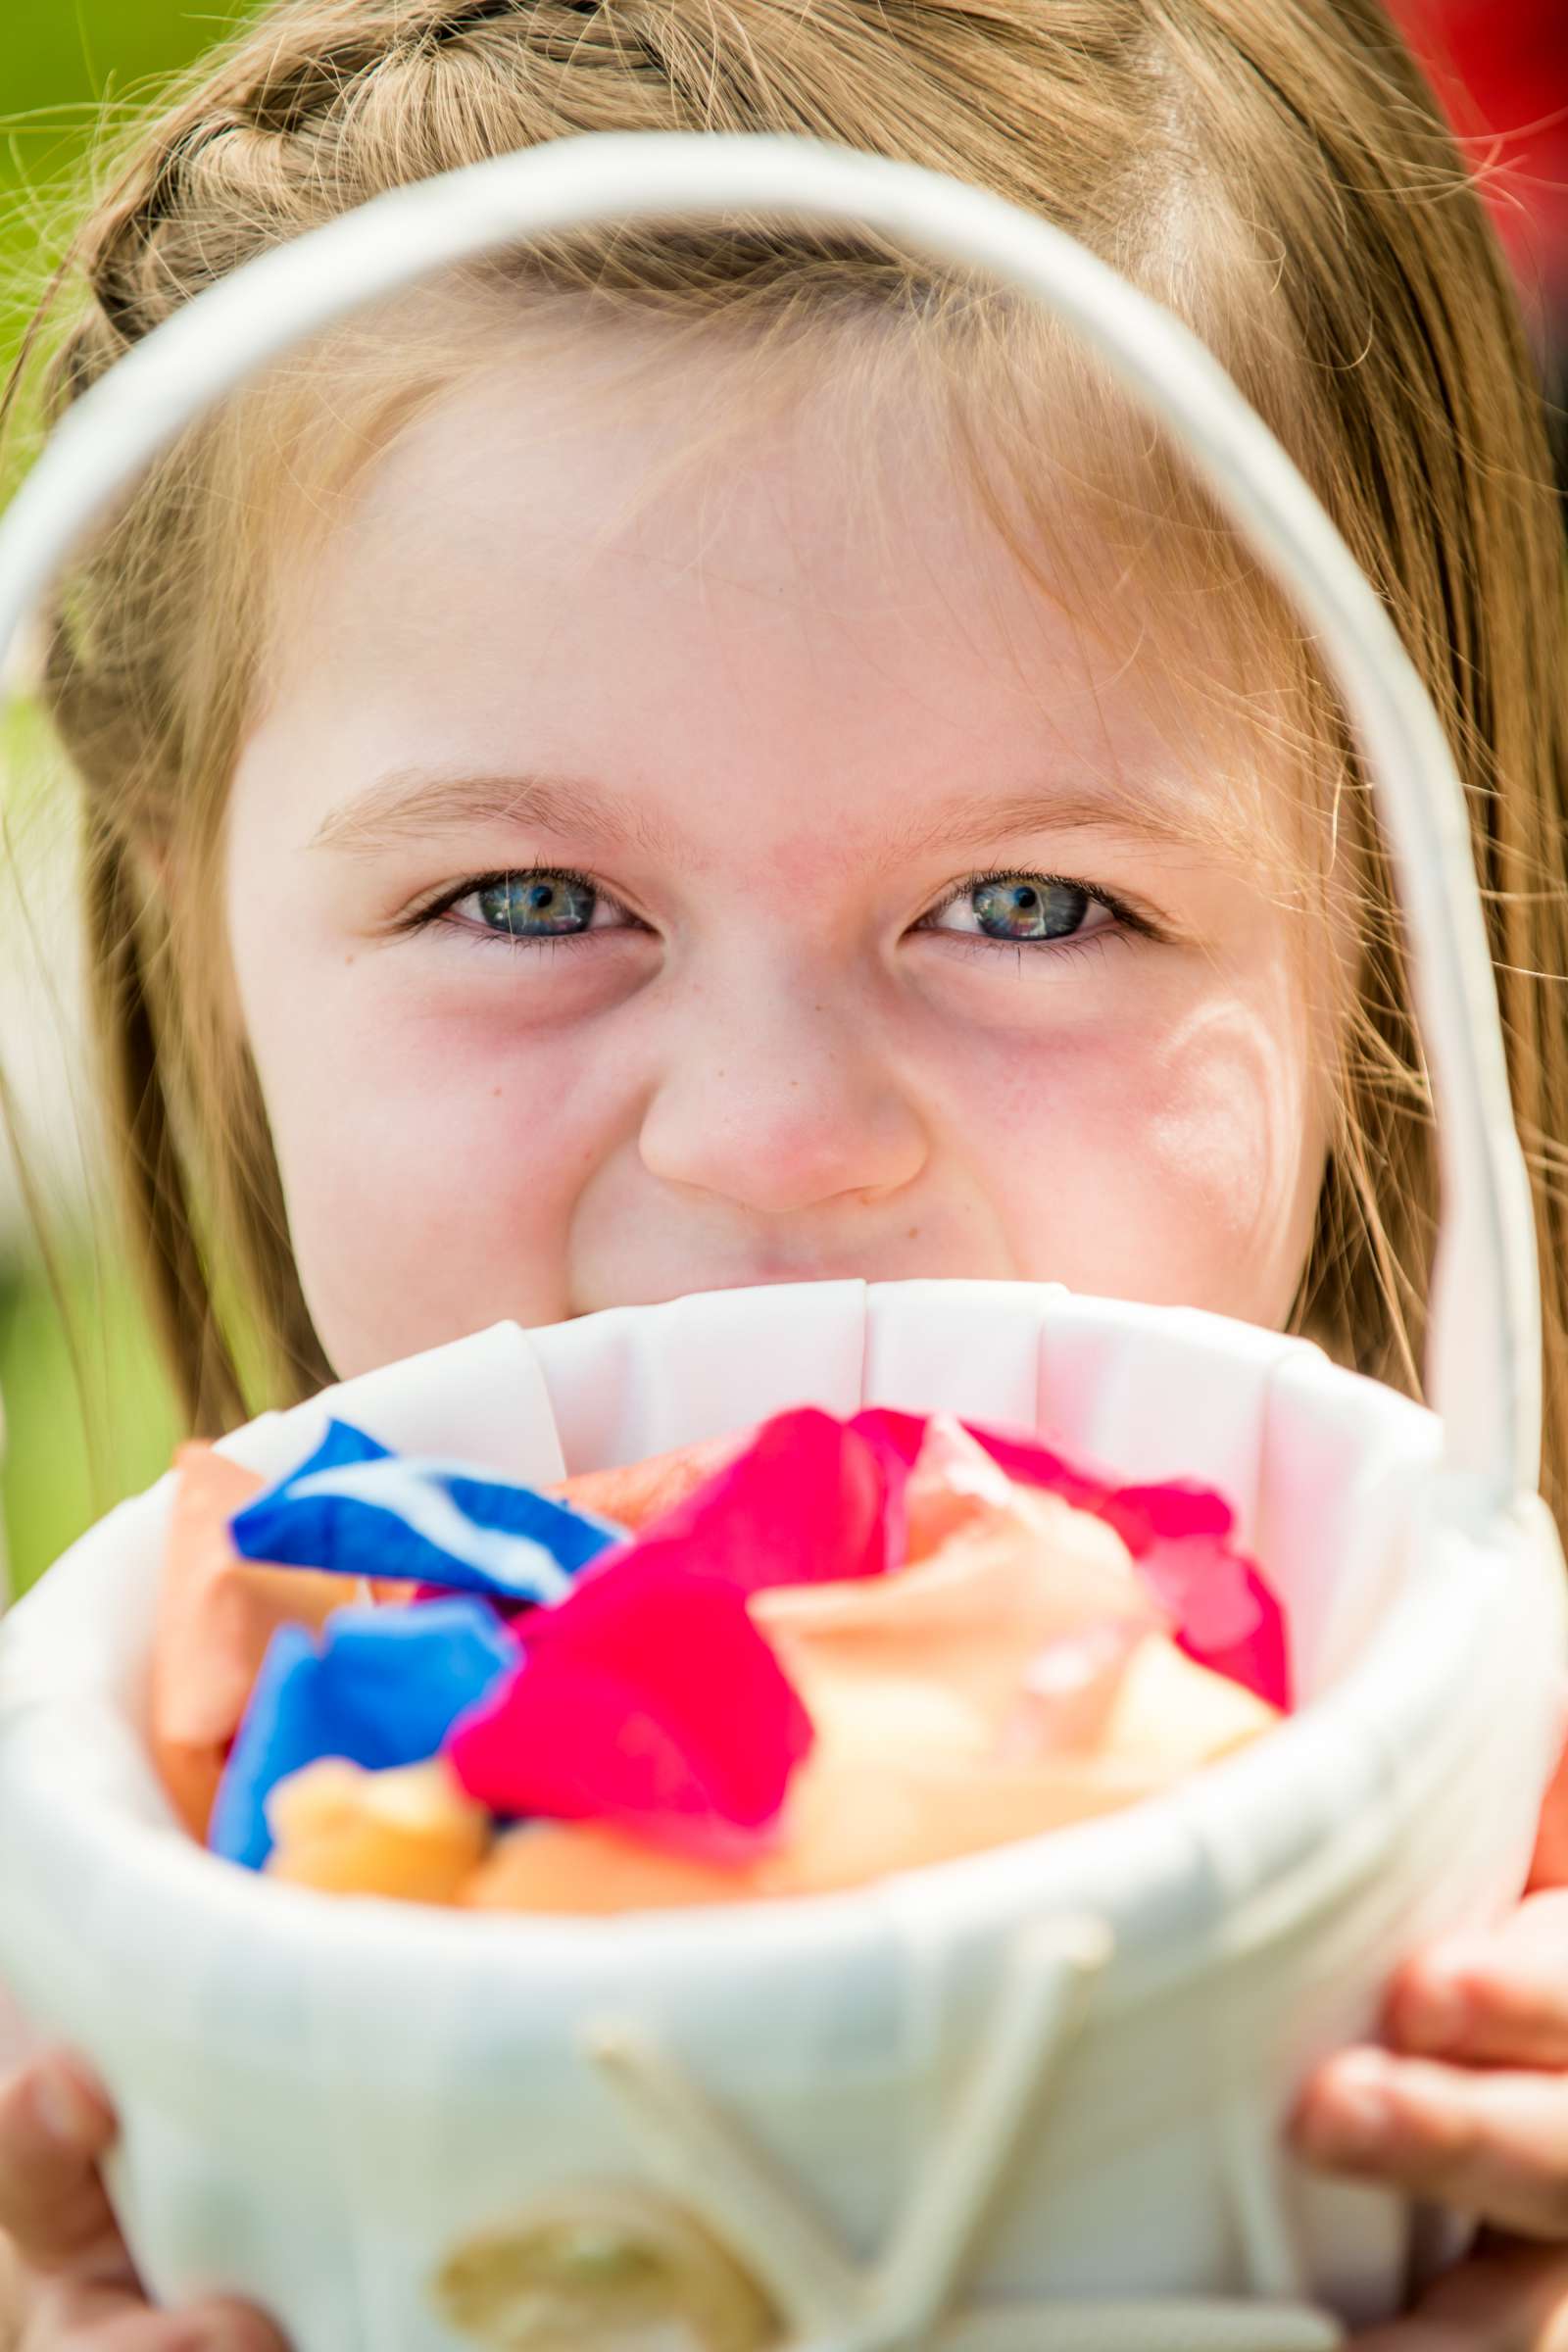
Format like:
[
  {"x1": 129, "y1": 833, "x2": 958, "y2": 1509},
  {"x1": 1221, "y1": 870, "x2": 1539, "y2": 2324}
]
[
  {"x1": 964, "y1": 1424, "x2": 1109, "y2": 1516},
  {"x1": 887, "y1": 1416, "x2": 1016, "y2": 1563},
  {"x1": 849, "y1": 1408, "x2": 927, "y2": 1474},
  {"x1": 627, "y1": 1407, "x2": 892, "y2": 1592},
  {"x1": 1133, "y1": 1538, "x2": 1292, "y2": 1712},
  {"x1": 1102, "y1": 1481, "x2": 1236, "y2": 1548},
  {"x1": 848, "y1": 1408, "x2": 927, "y2": 1570},
  {"x1": 446, "y1": 1558, "x2": 813, "y2": 1859},
  {"x1": 868, "y1": 1413, "x2": 1294, "y2": 1715}
]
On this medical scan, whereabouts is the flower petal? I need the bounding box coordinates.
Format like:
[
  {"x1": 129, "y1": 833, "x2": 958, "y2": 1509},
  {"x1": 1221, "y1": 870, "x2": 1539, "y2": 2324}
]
[
  {"x1": 210, "y1": 1598, "x2": 519, "y2": 1870},
  {"x1": 867, "y1": 1413, "x2": 1293, "y2": 1712},
  {"x1": 265, "y1": 1757, "x2": 489, "y2": 1903},
  {"x1": 556, "y1": 1431, "x2": 754, "y2": 1532},
  {"x1": 963, "y1": 1423, "x2": 1110, "y2": 1515},
  {"x1": 1102, "y1": 1480, "x2": 1236, "y2": 1546},
  {"x1": 1129, "y1": 1536, "x2": 1291, "y2": 1711},
  {"x1": 230, "y1": 1419, "x2": 623, "y2": 1602},
  {"x1": 622, "y1": 1407, "x2": 891, "y2": 1592},
  {"x1": 447, "y1": 1560, "x2": 813, "y2": 1859}
]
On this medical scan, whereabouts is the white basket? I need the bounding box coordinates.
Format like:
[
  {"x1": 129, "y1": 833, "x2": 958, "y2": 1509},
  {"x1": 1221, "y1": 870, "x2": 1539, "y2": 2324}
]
[{"x1": 0, "y1": 136, "x2": 1563, "y2": 2352}]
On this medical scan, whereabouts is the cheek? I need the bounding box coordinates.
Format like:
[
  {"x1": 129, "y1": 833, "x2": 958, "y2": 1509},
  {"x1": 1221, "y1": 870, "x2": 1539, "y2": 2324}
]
[
  {"x1": 234, "y1": 946, "x2": 622, "y2": 1375},
  {"x1": 947, "y1": 976, "x2": 1325, "y2": 1323}
]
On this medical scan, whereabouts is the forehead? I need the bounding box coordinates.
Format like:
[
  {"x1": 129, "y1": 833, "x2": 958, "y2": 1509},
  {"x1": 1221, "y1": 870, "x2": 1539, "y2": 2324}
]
[{"x1": 251, "y1": 319, "x2": 1300, "y2": 863}]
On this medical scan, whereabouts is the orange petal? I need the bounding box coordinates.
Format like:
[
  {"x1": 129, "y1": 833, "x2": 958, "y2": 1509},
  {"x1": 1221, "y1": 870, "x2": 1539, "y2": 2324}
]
[
  {"x1": 1096, "y1": 1631, "x2": 1279, "y2": 1769},
  {"x1": 266, "y1": 1758, "x2": 489, "y2": 1902},
  {"x1": 777, "y1": 1637, "x2": 1277, "y2": 1881},
  {"x1": 454, "y1": 1745, "x2": 1157, "y2": 1911},
  {"x1": 555, "y1": 1430, "x2": 752, "y2": 1533},
  {"x1": 150, "y1": 1445, "x2": 355, "y2": 1842},
  {"x1": 458, "y1": 1628, "x2": 1280, "y2": 1915},
  {"x1": 463, "y1": 1822, "x2": 755, "y2": 1914},
  {"x1": 781, "y1": 1747, "x2": 1164, "y2": 1880},
  {"x1": 757, "y1": 1488, "x2": 1155, "y2": 1736},
  {"x1": 901, "y1": 1415, "x2": 1014, "y2": 1561}
]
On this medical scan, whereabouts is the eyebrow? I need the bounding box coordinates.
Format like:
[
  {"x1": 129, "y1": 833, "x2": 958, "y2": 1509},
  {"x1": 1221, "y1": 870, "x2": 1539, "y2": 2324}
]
[
  {"x1": 311, "y1": 765, "x2": 1234, "y2": 865},
  {"x1": 310, "y1": 768, "x2": 677, "y2": 858},
  {"x1": 882, "y1": 781, "x2": 1235, "y2": 867}
]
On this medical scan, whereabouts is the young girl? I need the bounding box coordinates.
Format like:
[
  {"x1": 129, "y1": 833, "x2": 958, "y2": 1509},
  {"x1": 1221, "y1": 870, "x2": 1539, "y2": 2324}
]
[{"x1": 5, "y1": 0, "x2": 1568, "y2": 2343}]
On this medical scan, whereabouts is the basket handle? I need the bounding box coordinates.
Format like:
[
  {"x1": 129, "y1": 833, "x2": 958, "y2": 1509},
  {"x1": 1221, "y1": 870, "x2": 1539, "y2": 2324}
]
[{"x1": 0, "y1": 133, "x2": 1537, "y2": 1509}]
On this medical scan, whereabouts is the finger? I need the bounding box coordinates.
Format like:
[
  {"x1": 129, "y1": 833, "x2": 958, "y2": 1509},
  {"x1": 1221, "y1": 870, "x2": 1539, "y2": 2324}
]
[
  {"x1": 1388, "y1": 1896, "x2": 1568, "y2": 2068},
  {"x1": 1348, "y1": 2240, "x2": 1568, "y2": 2350},
  {"x1": 0, "y1": 2052, "x2": 129, "y2": 2278},
  {"x1": 1530, "y1": 1698, "x2": 1568, "y2": 1892},
  {"x1": 27, "y1": 2281, "x2": 291, "y2": 2350},
  {"x1": 1296, "y1": 2049, "x2": 1568, "y2": 2238}
]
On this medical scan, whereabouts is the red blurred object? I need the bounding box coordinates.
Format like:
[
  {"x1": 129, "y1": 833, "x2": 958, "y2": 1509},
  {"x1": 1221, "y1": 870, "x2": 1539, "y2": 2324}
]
[{"x1": 1388, "y1": 0, "x2": 1568, "y2": 304}]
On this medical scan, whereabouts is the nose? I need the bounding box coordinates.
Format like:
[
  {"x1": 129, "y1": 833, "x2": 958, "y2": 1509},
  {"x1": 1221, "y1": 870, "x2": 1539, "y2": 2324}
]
[{"x1": 638, "y1": 984, "x2": 928, "y2": 1217}]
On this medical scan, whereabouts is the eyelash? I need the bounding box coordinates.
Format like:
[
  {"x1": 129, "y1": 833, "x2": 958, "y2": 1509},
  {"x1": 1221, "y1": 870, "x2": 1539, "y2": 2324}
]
[{"x1": 404, "y1": 866, "x2": 1161, "y2": 955}]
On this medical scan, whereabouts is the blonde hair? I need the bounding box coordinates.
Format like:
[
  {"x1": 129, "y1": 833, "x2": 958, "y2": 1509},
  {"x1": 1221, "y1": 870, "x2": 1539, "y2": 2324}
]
[{"x1": 11, "y1": 0, "x2": 1568, "y2": 1512}]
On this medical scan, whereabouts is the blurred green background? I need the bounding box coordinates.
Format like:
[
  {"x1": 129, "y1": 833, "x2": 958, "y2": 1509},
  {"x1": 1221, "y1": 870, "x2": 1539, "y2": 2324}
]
[{"x1": 0, "y1": 7, "x2": 256, "y2": 1597}]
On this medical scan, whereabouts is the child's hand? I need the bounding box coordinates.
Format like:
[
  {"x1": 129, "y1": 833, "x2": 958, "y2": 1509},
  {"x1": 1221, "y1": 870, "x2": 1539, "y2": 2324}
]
[
  {"x1": 0, "y1": 2052, "x2": 286, "y2": 2349},
  {"x1": 1296, "y1": 1896, "x2": 1568, "y2": 2341},
  {"x1": 1298, "y1": 1742, "x2": 1568, "y2": 2347},
  {"x1": 1296, "y1": 1891, "x2": 1568, "y2": 2239}
]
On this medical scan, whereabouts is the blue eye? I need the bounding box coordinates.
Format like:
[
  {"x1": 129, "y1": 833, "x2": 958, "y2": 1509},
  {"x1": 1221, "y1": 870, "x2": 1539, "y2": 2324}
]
[
  {"x1": 972, "y1": 878, "x2": 1087, "y2": 940},
  {"x1": 474, "y1": 872, "x2": 601, "y2": 938},
  {"x1": 929, "y1": 874, "x2": 1112, "y2": 945}
]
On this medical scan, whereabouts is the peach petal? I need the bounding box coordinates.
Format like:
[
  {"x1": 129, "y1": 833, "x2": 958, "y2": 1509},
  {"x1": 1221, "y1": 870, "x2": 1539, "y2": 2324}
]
[
  {"x1": 151, "y1": 1446, "x2": 351, "y2": 1840},
  {"x1": 756, "y1": 1487, "x2": 1157, "y2": 1740},
  {"x1": 460, "y1": 1632, "x2": 1278, "y2": 1914},
  {"x1": 555, "y1": 1431, "x2": 752, "y2": 1532},
  {"x1": 266, "y1": 1756, "x2": 489, "y2": 1902}
]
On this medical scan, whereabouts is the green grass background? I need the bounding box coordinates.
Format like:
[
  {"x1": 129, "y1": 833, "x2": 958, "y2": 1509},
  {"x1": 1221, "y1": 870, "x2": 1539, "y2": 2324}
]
[{"x1": 0, "y1": 6, "x2": 254, "y2": 1595}]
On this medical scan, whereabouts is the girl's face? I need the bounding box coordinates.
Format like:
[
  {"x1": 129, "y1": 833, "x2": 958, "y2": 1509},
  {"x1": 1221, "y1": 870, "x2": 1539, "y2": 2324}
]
[{"x1": 225, "y1": 339, "x2": 1331, "y2": 1379}]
